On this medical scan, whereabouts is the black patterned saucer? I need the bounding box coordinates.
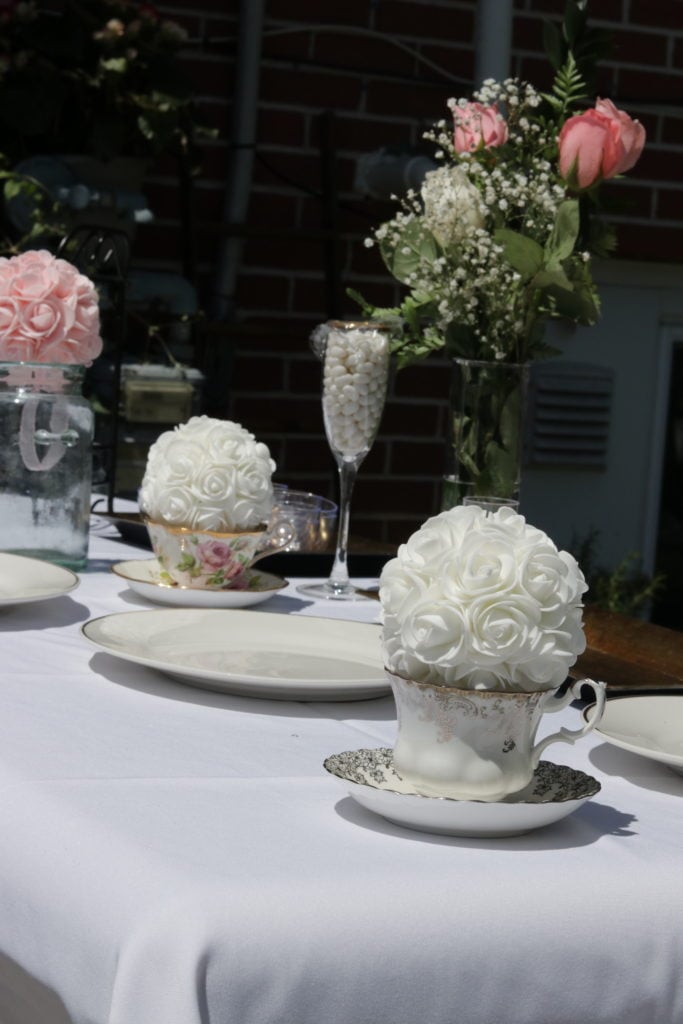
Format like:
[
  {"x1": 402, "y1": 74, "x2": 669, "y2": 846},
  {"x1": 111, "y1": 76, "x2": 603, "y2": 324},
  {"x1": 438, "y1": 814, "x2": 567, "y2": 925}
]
[{"x1": 324, "y1": 748, "x2": 600, "y2": 837}]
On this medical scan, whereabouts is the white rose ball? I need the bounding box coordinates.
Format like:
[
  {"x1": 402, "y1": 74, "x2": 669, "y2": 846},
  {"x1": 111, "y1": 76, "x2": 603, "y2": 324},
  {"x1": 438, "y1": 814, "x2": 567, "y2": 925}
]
[
  {"x1": 380, "y1": 504, "x2": 587, "y2": 692},
  {"x1": 140, "y1": 416, "x2": 275, "y2": 531}
]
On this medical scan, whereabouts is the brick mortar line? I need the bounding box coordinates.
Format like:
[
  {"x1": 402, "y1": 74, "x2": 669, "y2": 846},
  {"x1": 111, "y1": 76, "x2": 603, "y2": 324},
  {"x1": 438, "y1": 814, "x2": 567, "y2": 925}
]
[
  {"x1": 606, "y1": 214, "x2": 683, "y2": 226},
  {"x1": 257, "y1": 102, "x2": 450, "y2": 125}
]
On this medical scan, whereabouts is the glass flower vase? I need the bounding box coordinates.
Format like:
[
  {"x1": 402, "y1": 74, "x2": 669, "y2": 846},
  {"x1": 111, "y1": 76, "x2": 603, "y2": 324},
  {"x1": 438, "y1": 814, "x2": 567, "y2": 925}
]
[
  {"x1": 442, "y1": 357, "x2": 530, "y2": 510},
  {"x1": 0, "y1": 363, "x2": 95, "y2": 570}
]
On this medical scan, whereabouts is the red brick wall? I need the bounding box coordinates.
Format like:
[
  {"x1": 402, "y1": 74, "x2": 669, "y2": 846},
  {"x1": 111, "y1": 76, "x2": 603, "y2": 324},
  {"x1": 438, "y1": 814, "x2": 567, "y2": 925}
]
[{"x1": 139, "y1": 0, "x2": 683, "y2": 545}]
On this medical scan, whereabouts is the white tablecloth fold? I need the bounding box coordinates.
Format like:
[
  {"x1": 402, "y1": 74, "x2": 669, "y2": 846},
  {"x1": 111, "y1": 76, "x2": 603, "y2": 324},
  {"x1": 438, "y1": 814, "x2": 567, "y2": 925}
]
[{"x1": 0, "y1": 523, "x2": 681, "y2": 1024}]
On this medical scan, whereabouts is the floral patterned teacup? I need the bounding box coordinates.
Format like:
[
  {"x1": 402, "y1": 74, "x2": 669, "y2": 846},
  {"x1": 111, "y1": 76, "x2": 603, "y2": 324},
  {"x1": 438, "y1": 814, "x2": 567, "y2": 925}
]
[{"x1": 144, "y1": 518, "x2": 294, "y2": 589}]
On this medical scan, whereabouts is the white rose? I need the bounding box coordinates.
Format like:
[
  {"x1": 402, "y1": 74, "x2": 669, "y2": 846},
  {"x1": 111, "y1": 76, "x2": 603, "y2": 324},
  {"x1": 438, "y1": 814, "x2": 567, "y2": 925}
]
[
  {"x1": 519, "y1": 547, "x2": 587, "y2": 626},
  {"x1": 379, "y1": 560, "x2": 431, "y2": 620},
  {"x1": 399, "y1": 510, "x2": 473, "y2": 573},
  {"x1": 509, "y1": 650, "x2": 567, "y2": 690},
  {"x1": 421, "y1": 165, "x2": 485, "y2": 247},
  {"x1": 382, "y1": 622, "x2": 444, "y2": 684},
  {"x1": 467, "y1": 593, "x2": 542, "y2": 667},
  {"x1": 150, "y1": 484, "x2": 196, "y2": 526},
  {"x1": 164, "y1": 439, "x2": 205, "y2": 483},
  {"x1": 193, "y1": 465, "x2": 235, "y2": 505},
  {"x1": 444, "y1": 531, "x2": 518, "y2": 600},
  {"x1": 190, "y1": 504, "x2": 231, "y2": 532},
  {"x1": 455, "y1": 667, "x2": 514, "y2": 691},
  {"x1": 398, "y1": 593, "x2": 470, "y2": 668},
  {"x1": 229, "y1": 498, "x2": 263, "y2": 530}
]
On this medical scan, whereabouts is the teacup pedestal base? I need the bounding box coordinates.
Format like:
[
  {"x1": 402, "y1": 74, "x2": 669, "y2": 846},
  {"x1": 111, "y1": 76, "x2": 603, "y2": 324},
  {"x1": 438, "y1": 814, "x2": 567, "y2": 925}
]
[{"x1": 388, "y1": 671, "x2": 606, "y2": 803}]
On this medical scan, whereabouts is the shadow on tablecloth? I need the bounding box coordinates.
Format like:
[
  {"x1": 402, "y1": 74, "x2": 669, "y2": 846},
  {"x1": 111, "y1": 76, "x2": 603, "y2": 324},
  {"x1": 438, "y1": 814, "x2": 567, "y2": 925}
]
[{"x1": 0, "y1": 953, "x2": 73, "y2": 1024}]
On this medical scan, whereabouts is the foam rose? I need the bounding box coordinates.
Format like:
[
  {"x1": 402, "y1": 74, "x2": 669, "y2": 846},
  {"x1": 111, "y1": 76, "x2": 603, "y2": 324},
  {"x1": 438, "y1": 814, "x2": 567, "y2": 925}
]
[
  {"x1": 140, "y1": 415, "x2": 276, "y2": 531},
  {"x1": 0, "y1": 249, "x2": 102, "y2": 364},
  {"x1": 380, "y1": 505, "x2": 588, "y2": 692}
]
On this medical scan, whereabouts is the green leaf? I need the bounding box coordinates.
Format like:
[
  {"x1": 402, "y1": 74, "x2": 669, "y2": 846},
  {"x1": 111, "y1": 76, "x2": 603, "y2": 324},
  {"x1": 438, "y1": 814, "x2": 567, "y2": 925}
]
[
  {"x1": 542, "y1": 52, "x2": 589, "y2": 119},
  {"x1": 531, "y1": 269, "x2": 598, "y2": 323},
  {"x1": 3, "y1": 180, "x2": 24, "y2": 201},
  {"x1": 458, "y1": 443, "x2": 480, "y2": 480},
  {"x1": 379, "y1": 217, "x2": 438, "y2": 286},
  {"x1": 563, "y1": 0, "x2": 587, "y2": 47},
  {"x1": 444, "y1": 322, "x2": 477, "y2": 359},
  {"x1": 543, "y1": 19, "x2": 565, "y2": 71},
  {"x1": 100, "y1": 57, "x2": 127, "y2": 74},
  {"x1": 494, "y1": 229, "x2": 545, "y2": 280},
  {"x1": 345, "y1": 287, "x2": 372, "y2": 316},
  {"x1": 545, "y1": 200, "x2": 580, "y2": 265},
  {"x1": 480, "y1": 440, "x2": 518, "y2": 499}
]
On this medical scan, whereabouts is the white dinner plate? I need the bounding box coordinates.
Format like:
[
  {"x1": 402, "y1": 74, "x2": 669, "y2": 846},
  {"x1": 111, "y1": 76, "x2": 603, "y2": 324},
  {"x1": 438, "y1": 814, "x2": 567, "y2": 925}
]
[
  {"x1": 584, "y1": 695, "x2": 683, "y2": 773},
  {"x1": 0, "y1": 552, "x2": 79, "y2": 606},
  {"x1": 82, "y1": 608, "x2": 388, "y2": 701},
  {"x1": 324, "y1": 749, "x2": 600, "y2": 837},
  {"x1": 111, "y1": 559, "x2": 288, "y2": 608}
]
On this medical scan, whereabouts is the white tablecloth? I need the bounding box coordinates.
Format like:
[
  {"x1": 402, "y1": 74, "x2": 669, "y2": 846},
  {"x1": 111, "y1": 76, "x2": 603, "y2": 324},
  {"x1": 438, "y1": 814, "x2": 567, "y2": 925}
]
[{"x1": 0, "y1": 519, "x2": 681, "y2": 1024}]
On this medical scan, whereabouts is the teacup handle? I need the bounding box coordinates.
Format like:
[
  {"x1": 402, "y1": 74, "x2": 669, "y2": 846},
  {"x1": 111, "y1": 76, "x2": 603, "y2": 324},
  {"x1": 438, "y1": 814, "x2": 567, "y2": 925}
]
[
  {"x1": 249, "y1": 517, "x2": 295, "y2": 565},
  {"x1": 531, "y1": 678, "x2": 606, "y2": 767}
]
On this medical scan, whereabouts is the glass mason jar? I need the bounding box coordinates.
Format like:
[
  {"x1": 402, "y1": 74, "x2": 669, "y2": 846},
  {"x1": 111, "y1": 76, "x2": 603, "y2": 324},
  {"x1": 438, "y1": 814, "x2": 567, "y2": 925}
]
[{"x1": 0, "y1": 362, "x2": 95, "y2": 570}]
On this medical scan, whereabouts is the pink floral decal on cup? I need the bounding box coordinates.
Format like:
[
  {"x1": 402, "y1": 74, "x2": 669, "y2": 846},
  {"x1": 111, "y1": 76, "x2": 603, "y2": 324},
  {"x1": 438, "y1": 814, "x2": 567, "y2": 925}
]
[
  {"x1": 195, "y1": 539, "x2": 249, "y2": 588},
  {"x1": 145, "y1": 518, "x2": 293, "y2": 590}
]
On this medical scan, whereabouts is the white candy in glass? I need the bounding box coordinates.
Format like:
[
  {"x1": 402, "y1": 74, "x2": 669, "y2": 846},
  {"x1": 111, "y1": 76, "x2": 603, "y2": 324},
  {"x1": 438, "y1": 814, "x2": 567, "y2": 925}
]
[
  {"x1": 298, "y1": 319, "x2": 391, "y2": 601},
  {"x1": 322, "y1": 324, "x2": 390, "y2": 458}
]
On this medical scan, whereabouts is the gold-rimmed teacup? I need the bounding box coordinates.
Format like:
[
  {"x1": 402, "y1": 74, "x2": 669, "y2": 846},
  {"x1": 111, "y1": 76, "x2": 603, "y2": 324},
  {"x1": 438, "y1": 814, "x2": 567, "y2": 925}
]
[{"x1": 144, "y1": 517, "x2": 293, "y2": 589}]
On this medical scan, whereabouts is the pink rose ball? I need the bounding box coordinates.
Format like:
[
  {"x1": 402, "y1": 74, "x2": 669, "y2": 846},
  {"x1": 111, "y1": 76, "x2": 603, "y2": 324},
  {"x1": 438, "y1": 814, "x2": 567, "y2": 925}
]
[{"x1": 0, "y1": 249, "x2": 102, "y2": 364}]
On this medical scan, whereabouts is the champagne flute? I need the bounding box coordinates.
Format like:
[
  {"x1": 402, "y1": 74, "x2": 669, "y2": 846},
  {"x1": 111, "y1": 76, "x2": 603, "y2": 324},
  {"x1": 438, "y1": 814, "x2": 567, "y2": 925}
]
[{"x1": 299, "y1": 320, "x2": 391, "y2": 600}]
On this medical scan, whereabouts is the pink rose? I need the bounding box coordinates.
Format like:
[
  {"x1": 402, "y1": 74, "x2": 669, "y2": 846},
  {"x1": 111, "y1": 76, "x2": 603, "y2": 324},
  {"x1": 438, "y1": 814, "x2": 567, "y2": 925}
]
[
  {"x1": 453, "y1": 102, "x2": 508, "y2": 154},
  {"x1": 558, "y1": 99, "x2": 645, "y2": 189}
]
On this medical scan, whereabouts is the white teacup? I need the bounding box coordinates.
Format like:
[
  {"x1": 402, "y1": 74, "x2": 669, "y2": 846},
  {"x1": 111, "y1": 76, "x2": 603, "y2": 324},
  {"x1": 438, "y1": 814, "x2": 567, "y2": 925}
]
[
  {"x1": 389, "y1": 671, "x2": 606, "y2": 802},
  {"x1": 144, "y1": 518, "x2": 293, "y2": 589}
]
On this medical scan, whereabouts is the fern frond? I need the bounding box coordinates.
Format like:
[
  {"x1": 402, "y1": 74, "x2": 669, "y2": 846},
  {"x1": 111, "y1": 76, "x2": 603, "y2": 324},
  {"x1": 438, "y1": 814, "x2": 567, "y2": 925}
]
[{"x1": 541, "y1": 53, "x2": 589, "y2": 120}]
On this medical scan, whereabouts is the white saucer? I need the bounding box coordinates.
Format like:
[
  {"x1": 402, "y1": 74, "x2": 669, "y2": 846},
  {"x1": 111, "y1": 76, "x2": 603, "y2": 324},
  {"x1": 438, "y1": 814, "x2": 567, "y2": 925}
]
[
  {"x1": 585, "y1": 695, "x2": 683, "y2": 774},
  {"x1": 324, "y1": 748, "x2": 601, "y2": 837},
  {"x1": 112, "y1": 559, "x2": 288, "y2": 608},
  {"x1": 0, "y1": 552, "x2": 79, "y2": 606}
]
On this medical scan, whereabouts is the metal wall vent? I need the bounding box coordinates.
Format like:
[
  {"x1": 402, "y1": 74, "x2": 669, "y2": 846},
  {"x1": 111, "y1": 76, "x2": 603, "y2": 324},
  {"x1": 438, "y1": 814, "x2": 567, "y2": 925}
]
[{"x1": 525, "y1": 361, "x2": 614, "y2": 468}]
